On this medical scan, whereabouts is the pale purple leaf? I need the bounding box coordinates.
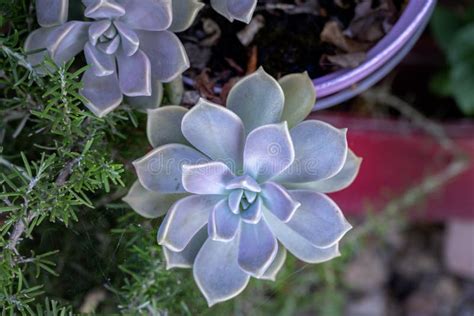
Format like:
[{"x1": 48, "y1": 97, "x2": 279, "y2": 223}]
[
  {"x1": 238, "y1": 220, "x2": 277, "y2": 277},
  {"x1": 133, "y1": 144, "x2": 209, "y2": 193},
  {"x1": 244, "y1": 122, "x2": 295, "y2": 182},
  {"x1": 157, "y1": 195, "x2": 222, "y2": 251},
  {"x1": 194, "y1": 237, "x2": 250, "y2": 306},
  {"x1": 182, "y1": 98, "x2": 245, "y2": 172}
]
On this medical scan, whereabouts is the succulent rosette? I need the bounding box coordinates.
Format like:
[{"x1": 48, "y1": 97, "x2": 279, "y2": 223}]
[
  {"x1": 24, "y1": 0, "x2": 204, "y2": 116},
  {"x1": 124, "y1": 68, "x2": 362, "y2": 306},
  {"x1": 211, "y1": 0, "x2": 257, "y2": 23}
]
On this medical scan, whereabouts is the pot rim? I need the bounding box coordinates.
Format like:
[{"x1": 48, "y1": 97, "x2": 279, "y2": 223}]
[
  {"x1": 313, "y1": 0, "x2": 437, "y2": 99},
  {"x1": 312, "y1": 3, "x2": 432, "y2": 111}
]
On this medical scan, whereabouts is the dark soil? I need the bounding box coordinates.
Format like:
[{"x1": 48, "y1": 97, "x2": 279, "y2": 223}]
[
  {"x1": 254, "y1": 0, "x2": 403, "y2": 77},
  {"x1": 181, "y1": 0, "x2": 403, "y2": 81},
  {"x1": 179, "y1": 0, "x2": 470, "y2": 121}
]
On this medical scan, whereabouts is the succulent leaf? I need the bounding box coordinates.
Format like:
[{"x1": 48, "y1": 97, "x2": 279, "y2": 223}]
[
  {"x1": 163, "y1": 75, "x2": 185, "y2": 105},
  {"x1": 193, "y1": 237, "x2": 250, "y2": 307},
  {"x1": 146, "y1": 106, "x2": 189, "y2": 148},
  {"x1": 227, "y1": 0, "x2": 258, "y2": 23},
  {"x1": 169, "y1": 0, "x2": 205, "y2": 32},
  {"x1": 127, "y1": 69, "x2": 359, "y2": 305},
  {"x1": 182, "y1": 99, "x2": 245, "y2": 172},
  {"x1": 260, "y1": 182, "x2": 300, "y2": 222},
  {"x1": 88, "y1": 20, "x2": 111, "y2": 45},
  {"x1": 259, "y1": 245, "x2": 287, "y2": 281},
  {"x1": 286, "y1": 191, "x2": 352, "y2": 248},
  {"x1": 117, "y1": 49, "x2": 152, "y2": 96},
  {"x1": 80, "y1": 69, "x2": 123, "y2": 117},
  {"x1": 238, "y1": 220, "x2": 278, "y2": 277},
  {"x1": 227, "y1": 67, "x2": 285, "y2": 133},
  {"x1": 126, "y1": 80, "x2": 164, "y2": 111},
  {"x1": 24, "y1": 27, "x2": 57, "y2": 74},
  {"x1": 84, "y1": 0, "x2": 125, "y2": 19},
  {"x1": 133, "y1": 144, "x2": 209, "y2": 193},
  {"x1": 157, "y1": 195, "x2": 222, "y2": 251},
  {"x1": 114, "y1": 21, "x2": 140, "y2": 56},
  {"x1": 284, "y1": 149, "x2": 362, "y2": 193},
  {"x1": 240, "y1": 196, "x2": 262, "y2": 223},
  {"x1": 163, "y1": 227, "x2": 208, "y2": 269},
  {"x1": 279, "y1": 72, "x2": 317, "y2": 128},
  {"x1": 123, "y1": 181, "x2": 187, "y2": 219},
  {"x1": 136, "y1": 30, "x2": 189, "y2": 82},
  {"x1": 84, "y1": 42, "x2": 116, "y2": 76},
  {"x1": 276, "y1": 120, "x2": 348, "y2": 183},
  {"x1": 243, "y1": 122, "x2": 294, "y2": 182},
  {"x1": 118, "y1": 0, "x2": 172, "y2": 31},
  {"x1": 209, "y1": 199, "x2": 241, "y2": 241},
  {"x1": 227, "y1": 189, "x2": 244, "y2": 214},
  {"x1": 27, "y1": 0, "x2": 190, "y2": 115},
  {"x1": 210, "y1": 0, "x2": 257, "y2": 23},
  {"x1": 182, "y1": 162, "x2": 235, "y2": 195},
  {"x1": 263, "y1": 208, "x2": 342, "y2": 263},
  {"x1": 36, "y1": 0, "x2": 69, "y2": 27},
  {"x1": 48, "y1": 21, "x2": 90, "y2": 64}
]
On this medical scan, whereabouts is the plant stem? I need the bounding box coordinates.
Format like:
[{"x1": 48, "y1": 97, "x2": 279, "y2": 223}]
[
  {"x1": 7, "y1": 212, "x2": 36, "y2": 256},
  {"x1": 0, "y1": 156, "x2": 31, "y2": 180}
]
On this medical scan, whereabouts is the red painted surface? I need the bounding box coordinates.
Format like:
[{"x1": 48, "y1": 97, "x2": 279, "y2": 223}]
[{"x1": 309, "y1": 113, "x2": 474, "y2": 221}]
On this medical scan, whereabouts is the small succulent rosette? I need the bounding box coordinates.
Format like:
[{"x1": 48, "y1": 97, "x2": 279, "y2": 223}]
[
  {"x1": 24, "y1": 0, "x2": 204, "y2": 116},
  {"x1": 124, "y1": 68, "x2": 362, "y2": 306},
  {"x1": 211, "y1": 0, "x2": 257, "y2": 23}
]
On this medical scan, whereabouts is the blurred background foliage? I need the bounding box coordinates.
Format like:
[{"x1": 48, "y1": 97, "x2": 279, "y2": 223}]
[
  {"x1": 431, "y1": 4, "x2": 474, "y2": 115},
  {"x1": 1, "y1": 0, "x2": 473, "y2": 315}
]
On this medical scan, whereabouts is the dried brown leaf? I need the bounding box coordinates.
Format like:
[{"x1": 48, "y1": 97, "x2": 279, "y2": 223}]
[
  {"x1": 194, "y1": 70, "x2": 220, "y2": 103},
  {"x1": 201, "y1": 18, "x2": 221, "y2": 47},
  {"x1": 237, "y1": 15, "x2": 265, "y2": 46},
  {"x1": 320, "y1": 52, "x2": 367, "y2": 69},
  {"x1": 345, "y1": 0, "x2": 397, "y2": 42},
  {"x1": 321, "y1": 20, "x2": 370, "y2": 53},
  {"x1": 246, "y1": 45, "x2": 258, "y2": 74}
]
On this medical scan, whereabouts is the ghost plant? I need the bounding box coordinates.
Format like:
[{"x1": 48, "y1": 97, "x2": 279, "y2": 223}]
[
  {"x1": 211, "y1": 0, "x2": 258, "y2": 23},
  {"x1": 124, "y1": 68, "x2": 362, "y2": 306},
  {"x1": 24, "y1": 0, "x2": 204, "y2": 117}
]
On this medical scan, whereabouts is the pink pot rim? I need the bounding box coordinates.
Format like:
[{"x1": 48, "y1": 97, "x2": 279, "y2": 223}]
[{"x1": 313, "y1": 0, "x2": 437, "y2": 98}]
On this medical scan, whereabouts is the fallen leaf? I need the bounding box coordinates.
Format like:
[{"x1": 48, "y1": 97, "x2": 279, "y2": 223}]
[
  {"x1": 246, "y1": 45, "x2": 258, "y2": 74},
  {"x1": 237, "y1": 15, "x2": 265, "y2": 46},
  {"x1": 321, "y1": 52, "x2": 367, "y2": 69},
  {"x1": 334, "y1": 0, "x2": 351, "y2": 9},
  {"x1": 345, "y1": 0, "x2": 398, "y2": 42},
  {"x1": 194, "y1": 70, "x2": 220, "y2": 103},
  {"x1": 201, "y1": 18, "x2": 221, "y2": 47},
  {"x1": 321, "y1": 20, "x2": 370, "y2": 53},
  {"x1": 225, "y1": 57, "x2": 244, "y2": 74}
]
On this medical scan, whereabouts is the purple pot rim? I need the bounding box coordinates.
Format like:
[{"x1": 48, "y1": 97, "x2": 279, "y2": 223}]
[
  {"x1": 312, "y1": 11, "x2": 430, "y2": 111},
  {"x1": 313, "y1": 0, "x2": 437, "y2": 98}
]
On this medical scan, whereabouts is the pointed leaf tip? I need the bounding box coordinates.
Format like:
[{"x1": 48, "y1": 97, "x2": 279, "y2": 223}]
[
  {"x1": 279, "y1": 72, "x2": 316, "y2": 128},
  {"x1": 227, "y1": 68, "x2": 285, "y2": 133}
]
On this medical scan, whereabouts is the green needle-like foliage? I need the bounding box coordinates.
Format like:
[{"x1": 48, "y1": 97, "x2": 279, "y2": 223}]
[
  {"x1": 109, "y1": 213, "x2": 207, "y2": 315},
  {"x1": 0, "y1": 46, "x2": 125, "y2": 315},
  {"x1": 0, "y1": 1, "x2": 202, "y2": 313}
]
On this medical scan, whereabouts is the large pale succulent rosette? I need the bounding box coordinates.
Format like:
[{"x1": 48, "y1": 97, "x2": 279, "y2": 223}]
[
  {"x1": 211, "y1": 0, "x2": 257, "y2": 23},
  {"x1": 124, "y1": 68, "x2": 362, "y2": 305},
  {"x1": 24, "y1": 0, "x2": 204, "y2": 116}
]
